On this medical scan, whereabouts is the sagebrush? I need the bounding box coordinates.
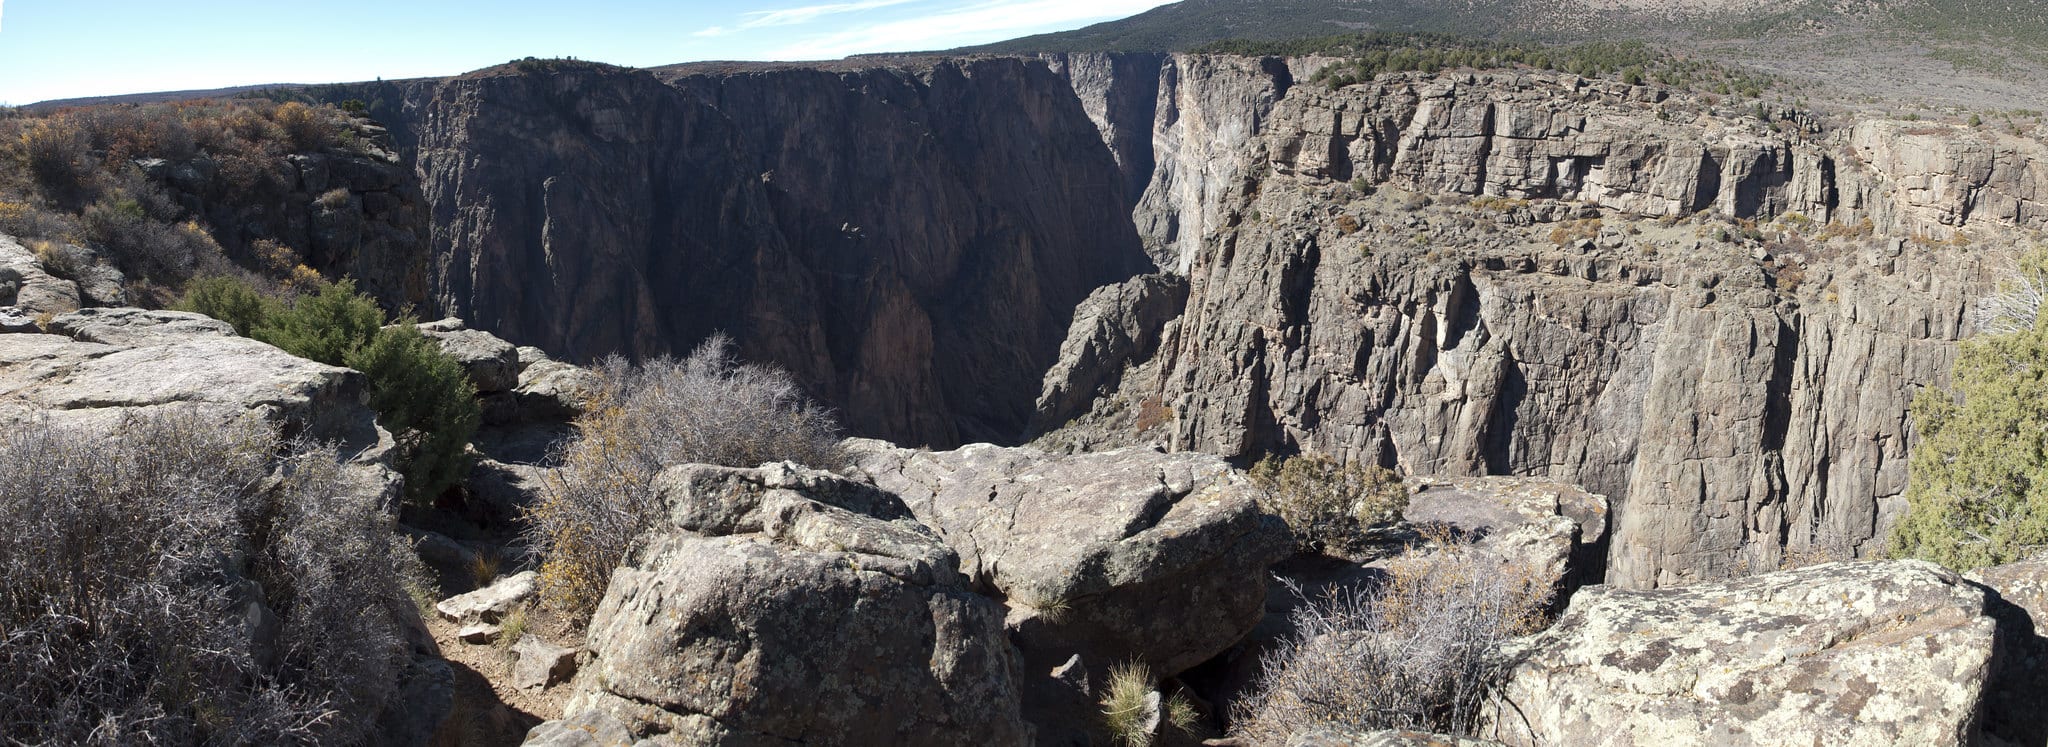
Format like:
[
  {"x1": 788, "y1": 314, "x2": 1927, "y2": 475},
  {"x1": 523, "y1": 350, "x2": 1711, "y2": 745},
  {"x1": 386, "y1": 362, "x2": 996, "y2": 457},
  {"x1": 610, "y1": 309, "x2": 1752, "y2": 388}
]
[
  {"x1": 0, "y1": 411, "x2": 421, "y2": 745},
  {"x1": 1231, "y1": 539, "x2": 1552, "y2": 742},
  {"x1": 526, "y1": 334, "x2": 843, "y2": 620},
  {"x1": 1250, "y1": 453, "x2": 1409, "y2": 555}
]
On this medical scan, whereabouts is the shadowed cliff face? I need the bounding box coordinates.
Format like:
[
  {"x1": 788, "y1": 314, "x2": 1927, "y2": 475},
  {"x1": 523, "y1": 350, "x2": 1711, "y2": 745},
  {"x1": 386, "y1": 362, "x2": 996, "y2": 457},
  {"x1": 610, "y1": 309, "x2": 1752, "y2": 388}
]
[
  {"x1": 1037, "y1": 54, "x2": 2044, "y2": 587},
  {"x1": 410, "y1": 60, "x2": 1150, "y2": 447}
]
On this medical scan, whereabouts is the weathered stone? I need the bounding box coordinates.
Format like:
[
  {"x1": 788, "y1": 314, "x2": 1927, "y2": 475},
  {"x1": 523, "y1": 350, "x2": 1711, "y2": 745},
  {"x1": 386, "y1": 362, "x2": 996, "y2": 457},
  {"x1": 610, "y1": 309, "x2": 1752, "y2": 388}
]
[
  {"x1": 849, "y1": 439, "x2": 1290, "y2": 678},
  {"x1": 456, "y1": 622, "x2": 502, "y2": 645},
  {"x1": 512, "y1": 636, "x2": 579, "y2": 691},
  {"x1": 1, "y1": 309, "x2": 387, "y2": 457},
  {"x1": 0, "y1": 233, "x2": 80, "y2": 315},
  {"x1": 1486, "y1": 561, "x2": 1997, "y2": 746},
  {"x1": 0, "y1": 306, "x2": 40, "y2": 333},
  {"x1": 1965, "y1": 559, "x2": 2048, "y2": 747},
  {"x1": 560, "y1": 462, "x2": 1031, "y2": 745},
  {"x1": 1289, "y1": 729, "x2": 1505, "y2": 747},
  {"x1": 417, "y1": 323, "x2": 522, "y2": 392},
  {"x1": 521, "y1": 710, "x2": 635, "y2": 747},
  {"x1": 436, "y1": 570, "x2": 538, "y2": 624}
]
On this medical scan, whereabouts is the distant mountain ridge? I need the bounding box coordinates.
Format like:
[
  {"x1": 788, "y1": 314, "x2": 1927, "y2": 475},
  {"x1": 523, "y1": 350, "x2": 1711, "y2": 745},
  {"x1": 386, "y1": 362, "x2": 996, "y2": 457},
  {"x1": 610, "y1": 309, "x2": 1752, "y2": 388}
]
[{"x1": 964, "y1": 0, "x2": 2048, "y2": 53}]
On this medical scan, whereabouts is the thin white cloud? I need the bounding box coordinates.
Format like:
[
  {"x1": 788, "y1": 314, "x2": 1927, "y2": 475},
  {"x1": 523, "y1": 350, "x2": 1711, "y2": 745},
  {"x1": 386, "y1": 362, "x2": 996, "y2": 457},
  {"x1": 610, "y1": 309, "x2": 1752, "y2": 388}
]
[
  {"x1": 766, "y1": 0, "x2": 1172, "y2": 59},
  {"x1": 695, "y1": 25, "x2": 733, "y2": 37},
  {"x1": 741, "y1": 0, "x2": 921, "y2": 28}
]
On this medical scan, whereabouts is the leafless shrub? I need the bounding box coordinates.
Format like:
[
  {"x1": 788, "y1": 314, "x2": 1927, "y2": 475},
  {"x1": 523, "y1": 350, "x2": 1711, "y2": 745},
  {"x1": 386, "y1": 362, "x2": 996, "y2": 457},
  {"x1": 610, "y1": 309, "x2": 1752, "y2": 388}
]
[
  {"x1": 526, "y1": 334, "x2": 844, "y2": 620},
  {"x1": 1976, "y1": 249, "x2": 2048, "y2": 336},
  {"x1": 0, "y1": 410, "x2": 417, "y2": 745},
  {"x1": 1231, "y1": 538, "x2": 1553, "y2": 743}
]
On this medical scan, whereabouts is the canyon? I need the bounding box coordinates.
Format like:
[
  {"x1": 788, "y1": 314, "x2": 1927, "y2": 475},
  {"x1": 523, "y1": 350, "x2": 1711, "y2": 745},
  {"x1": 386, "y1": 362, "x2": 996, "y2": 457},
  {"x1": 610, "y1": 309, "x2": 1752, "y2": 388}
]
[{"x1": 287, "y1": 50, "x2": 2045, "y2": 590}]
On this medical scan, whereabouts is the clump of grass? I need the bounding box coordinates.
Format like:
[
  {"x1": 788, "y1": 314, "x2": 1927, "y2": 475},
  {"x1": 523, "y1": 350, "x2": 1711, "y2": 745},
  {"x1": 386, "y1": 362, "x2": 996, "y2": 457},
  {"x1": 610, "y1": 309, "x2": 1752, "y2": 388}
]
[{"x1": 496, "y1": 606, "x2": 530, "y2": 649}]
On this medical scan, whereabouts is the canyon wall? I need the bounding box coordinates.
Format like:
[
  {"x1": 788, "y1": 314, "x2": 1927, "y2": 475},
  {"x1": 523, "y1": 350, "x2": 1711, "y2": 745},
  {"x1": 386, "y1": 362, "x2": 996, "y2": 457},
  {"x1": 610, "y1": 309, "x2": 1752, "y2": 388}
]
[
  {"x1": 1039, "y1": 55, "x2": 2047, "y2": 586},
  {"x1": 406, "y1": 59, "x2": 1149, "y2": 447}
]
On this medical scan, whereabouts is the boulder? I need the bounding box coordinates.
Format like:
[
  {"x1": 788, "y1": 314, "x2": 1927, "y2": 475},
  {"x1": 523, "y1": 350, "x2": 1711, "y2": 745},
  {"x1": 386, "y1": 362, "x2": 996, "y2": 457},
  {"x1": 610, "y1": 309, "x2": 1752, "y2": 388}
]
[
  {"x1": 1965, "y1": 559, "x2": 2048, "y2": 747},
  {"x1": 436, "y1": 570, "x2": 538, "y2": 624},
  {"x1": 1289, "y1": 730, "x2": 1505, "y2": 747},
  {"x1": 848, "y1": 439, "x2": 1291, "y2": 678},
  {"x1": 1, "y1": 308, "x2": 386, "y2": 457},
  {"x1": 1487, "y1": 560, "x2": 1998, "y2": 746},
  {"x1": 0, "y1": 233, "x2": 80, "y2": 314},
  {"x1": 510, "y1": 356, "x2": 596, "y2": 422},
  {"x1": 522, "y1": 710, "x2": 635, "y2": 747},
  {"x1": 416, "y1": 321, "x2": 522, "y2": 393},
  {"x1": 1398, "y1": 476, "x2": 1609, "y2": 591},
  {"x1": 0, "y1": 306, "x2": 40, "y2": 333},
  {"x1": 559, "y1": 462, "x2": 1032, "y2": 745},
  {"x1": 512, "y1": 636, "x2": 579, "y2": 690}
]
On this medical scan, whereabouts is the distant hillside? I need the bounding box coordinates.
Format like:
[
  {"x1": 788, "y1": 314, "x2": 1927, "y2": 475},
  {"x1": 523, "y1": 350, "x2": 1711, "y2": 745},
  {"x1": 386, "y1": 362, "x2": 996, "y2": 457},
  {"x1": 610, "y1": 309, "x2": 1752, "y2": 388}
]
[
  {"x1": 965, "y1": 0, "x2": 2048, "y2": 112},
  {"x1": 966, "y1": 0, "x2": 2048, "y2": 54}
]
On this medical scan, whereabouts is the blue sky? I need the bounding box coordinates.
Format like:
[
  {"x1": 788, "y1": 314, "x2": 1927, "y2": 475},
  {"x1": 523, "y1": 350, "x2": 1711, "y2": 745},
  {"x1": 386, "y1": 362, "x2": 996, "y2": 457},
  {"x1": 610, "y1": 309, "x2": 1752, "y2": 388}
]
[{"x1": 0, "y1": 0, "x2": 1173, "y2": 105}]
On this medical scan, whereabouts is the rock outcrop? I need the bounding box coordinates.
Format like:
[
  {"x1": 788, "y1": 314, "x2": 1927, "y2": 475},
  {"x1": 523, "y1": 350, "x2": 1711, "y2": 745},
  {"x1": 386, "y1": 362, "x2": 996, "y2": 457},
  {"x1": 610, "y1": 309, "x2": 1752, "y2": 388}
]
[
  {"x1": 849, "y1": 439, "x2": 1290, "y2": 678},
  {"x1": 2, "y1": 307, "x2": 388, "y2": 457},
  {"x1": 1487, "y1": 560, "x2": 1997, "y2": 746},
  {"x1": 133, "y1": 118, "x2": 432, "y2": 307},
  {"x1": 1036, "y1": 58, "x2": 2024, "y2": 587},
  {"x1": 1965, "y1": 559, "x2": 2048, "y2": 747},
  {"x1": 0, "y1": 234, "x2": 82, "y2": 316},
  {"x1": 413, "y1": 58, "x2": 1150, "y2": 447},
  {"x1": 555, "y1": 462, "x2": 1031, "y2": 745}
]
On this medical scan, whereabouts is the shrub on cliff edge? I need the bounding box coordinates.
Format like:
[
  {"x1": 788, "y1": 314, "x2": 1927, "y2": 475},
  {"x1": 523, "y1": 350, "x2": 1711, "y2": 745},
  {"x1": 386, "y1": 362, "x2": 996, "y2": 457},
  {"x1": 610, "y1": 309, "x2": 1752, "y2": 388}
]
[
  {"x1": 1892, "y1": 247, "x2": 2048, "y2": 569},
  {"x1": 1231, "y1": 539, "x2": 1552, "y2": 742},
  {"x1": 527, "y1": 334, "x2": 844, "y2": 620},
  {"x1": 1251, "y1": 453, "x2": 1409, "y2": 556}
]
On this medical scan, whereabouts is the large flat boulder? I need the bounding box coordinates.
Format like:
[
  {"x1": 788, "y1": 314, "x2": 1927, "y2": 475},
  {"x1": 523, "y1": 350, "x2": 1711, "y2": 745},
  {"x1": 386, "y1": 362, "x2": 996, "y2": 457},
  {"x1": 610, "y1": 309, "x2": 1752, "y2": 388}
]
[
  {"x1": 848, "y1": 439, "x2": 1291, "y2": 679},
  {"x1": 2, "y1": 308, "x2": 386, "y2": 456},
  {"x1": 1487, "y1": 560, "x2": 1998, "y2": 746},
  {"x1": 552, "y1": 462, "x2": 1031, "y2": 746}
]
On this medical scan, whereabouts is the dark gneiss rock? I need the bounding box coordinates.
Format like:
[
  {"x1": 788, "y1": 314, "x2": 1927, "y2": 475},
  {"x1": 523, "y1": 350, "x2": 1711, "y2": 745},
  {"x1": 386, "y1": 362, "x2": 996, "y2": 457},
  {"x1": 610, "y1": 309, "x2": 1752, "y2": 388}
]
[{"x1": 415, "y1": 58, "x2": 1151, "y2": 448}]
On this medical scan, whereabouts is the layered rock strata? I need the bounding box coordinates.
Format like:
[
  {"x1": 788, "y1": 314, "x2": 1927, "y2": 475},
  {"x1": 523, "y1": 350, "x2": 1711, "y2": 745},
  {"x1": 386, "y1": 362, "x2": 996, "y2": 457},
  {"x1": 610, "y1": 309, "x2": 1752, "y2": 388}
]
[{"x1": 1037, "y1": 58, "x2": 2033, "y2": 587}]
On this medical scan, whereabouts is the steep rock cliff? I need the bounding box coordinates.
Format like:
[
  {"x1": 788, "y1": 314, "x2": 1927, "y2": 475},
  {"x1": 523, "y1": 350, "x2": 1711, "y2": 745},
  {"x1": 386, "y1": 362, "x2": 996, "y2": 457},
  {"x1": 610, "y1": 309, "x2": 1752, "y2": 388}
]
[
  {"x1": 1040, "y1": 56, "x2": 2039, "y2": 587},
  {"x1": 414, "y1": 59, "x2": 1149, "y2": 446}
]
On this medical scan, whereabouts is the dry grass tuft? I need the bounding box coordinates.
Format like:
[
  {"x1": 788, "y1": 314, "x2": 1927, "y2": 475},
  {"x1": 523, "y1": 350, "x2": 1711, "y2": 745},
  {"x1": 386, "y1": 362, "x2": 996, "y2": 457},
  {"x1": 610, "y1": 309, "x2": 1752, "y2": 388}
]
[{"x1": 1231, "y1": 539, "x2": 1553, "y2": 743}]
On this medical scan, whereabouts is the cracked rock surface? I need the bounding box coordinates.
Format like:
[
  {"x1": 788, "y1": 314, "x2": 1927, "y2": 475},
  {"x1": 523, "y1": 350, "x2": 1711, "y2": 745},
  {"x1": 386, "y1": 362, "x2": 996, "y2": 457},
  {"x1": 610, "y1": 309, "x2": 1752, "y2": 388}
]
[
  {"x1": 847, "y1": 438, "x2": 1290, "y2": 679},
  {"x1": 556, "y1": 461, "x2": 1031, "y2": 746},
  {"x1": 1487, "y1": 560, "x2": 1997, "y2": 746}
]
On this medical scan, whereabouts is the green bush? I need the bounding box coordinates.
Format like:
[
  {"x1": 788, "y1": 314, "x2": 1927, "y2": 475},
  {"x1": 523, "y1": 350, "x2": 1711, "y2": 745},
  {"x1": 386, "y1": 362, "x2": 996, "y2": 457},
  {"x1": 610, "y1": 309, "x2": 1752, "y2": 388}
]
[
  {"x1": 346, "y1": 323, "x2": 480, "y2": 504},
  {"x1": 1892, "y1": 249, "x2": 2048, "y2": 568},
  {"x1": 256, "y1": 278, "x2": 385, "y2": 366},
  {"x1": 174, "y1": 274, "x2": 279, "y2": 336},
  {"x1": 178, "y1": 275, "x2": 481, "y2": 505},
  {"x1": 1251, "y1": 453, "x2": 1408, "y2": 556}
]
